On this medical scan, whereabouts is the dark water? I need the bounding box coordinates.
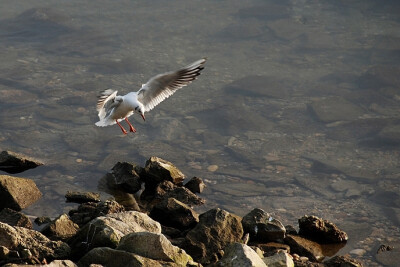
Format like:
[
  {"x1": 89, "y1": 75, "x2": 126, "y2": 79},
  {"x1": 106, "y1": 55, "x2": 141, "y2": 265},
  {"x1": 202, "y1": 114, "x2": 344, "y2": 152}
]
[{"x1": 0, "y1": 0, "x2": 399, "y2": 265}]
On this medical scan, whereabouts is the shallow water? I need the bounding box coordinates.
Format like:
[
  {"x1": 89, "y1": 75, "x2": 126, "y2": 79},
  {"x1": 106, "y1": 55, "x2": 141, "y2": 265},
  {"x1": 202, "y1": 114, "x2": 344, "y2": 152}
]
[{"x1": 0, "y1": 0, "x2": 399, "y2": 265}]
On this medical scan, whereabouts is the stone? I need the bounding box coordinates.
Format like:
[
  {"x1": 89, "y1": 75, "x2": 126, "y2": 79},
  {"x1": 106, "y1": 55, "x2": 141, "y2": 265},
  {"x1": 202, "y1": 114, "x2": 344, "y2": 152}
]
[
  {"x1": 0, "y1": 175, "x2": 42, "y2": 211},
  {"x1": 34, "y1": 216, "x2": 52, "y2": 226},
  {"x1": 41, "y1": 214, "x2": 79, "y2": 241},
  {"x1": 0, "y1": 222, "x2": 70, "y2": 262},
  {"x1": 69, "y1": 211, "x2": 161, "y2": 260},
  {"x1": 0, "y1": 150, "x2": 43, "y2": 174},
  {"x1": 184, "y1": 177, "x2": 205, "y2": 194},
  {"x1": 216, "y1": 242, "x2": 267, "y2": 267},
  {"x1": 324, "y1": 255, "x2": 362, "y2": 267},
  {"x1": 284, "y1": 235, "x2": 324, "y2": 262},
  {"x1": 65, "y1": 191, "x2": 100, "y2": 204},
  {"x1": 298, "y1": 215, "x2": 348, "y2": 243},
  {"x1": 143, "y1": 156, "x2": 186, "y2": 186},
  {"x1": 117, "y1": 232, "x2": 193, "y2": 265},
  {"x1": 1, "y1": 260, "x2": 78, "y2": 267},
  {"x1": 257, "y1": 242, "x2": 290, "y2": 256},
  {"x1": 78, "y1": 247, "x2": 170, "y2": 267},
  {"x1": 0, "y1": 208, "x2": 32, "y2": 229},
  {"x1": 262, "y1": 250, "x2": 294, "y2": 267},
  {"x1": 110, "y1": 162, "x2": 143, "y2": 193},
  {"x1": 149, "y1": 198, "x2": 199, "y2": 230},
  {"x1": 377, "y1": 124, "x2": 400, "y2": 144},
  {"x1": 68, "y1": 200, "x2": 125, "y2": 227},
  {"x1": 183, "y1": 208, "x2": 244, "y2": 265},
  {"x1": 242, "y1": 208, "x2": 286, "y2": 243}
]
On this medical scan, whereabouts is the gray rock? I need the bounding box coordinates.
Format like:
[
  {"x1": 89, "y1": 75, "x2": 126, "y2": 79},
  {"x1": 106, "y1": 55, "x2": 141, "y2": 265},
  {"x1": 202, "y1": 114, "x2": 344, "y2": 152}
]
[
  {"x1": 69, "y1": 211, "x2": 161, "y2": 260},
  {"x1": 183, "y1": 208, "x2": 243, "y2": 265},
  {"x1": 0, "y1": 222, "x2": 70, "y2": 262},
  {"x1": 324, "y1": 255, "x2": 362, "y2": 267},
  {"x1": 78, "y1": 247, "x2": 172, "y2": 267},
  {"x1": 298, "y1": 215, "x2": 348, "y2": 243},
  {"x1": 149, "y1": 198, "x2": 199, "y2": 230},
  {"x1": 262, "y1": 250, "x2": 294, "y2": 267},
  {"x1": 0, "y1": 175, "x2": 42, "y2": 211},
  {"x1": 184, "y1": 177, "x2": 205, "y2": 194},
  {"x1": 143, "y1": 156, "x2": 186, "y2": 186},
  {"x1": 216, "y1": 242, "x2": 266, "y2": 267},
  {"x1": 0, "y1": 208, "x2": 32, "y2": 229},
  {"x1": 41, "y1": 214, "x2": 79, "y2": 241},
  {"x1": 65, "y1": 191, "x2": 100, "y2": 204},
  {"x1": 242, "y1": 208, "x2": 286, "y2": 243},
  {"x1": 117, "y1": 232, "x2": 193, "y2": 265},
  {"x1": 0, "y1": 150, "x2": 43, "y2": 174}
]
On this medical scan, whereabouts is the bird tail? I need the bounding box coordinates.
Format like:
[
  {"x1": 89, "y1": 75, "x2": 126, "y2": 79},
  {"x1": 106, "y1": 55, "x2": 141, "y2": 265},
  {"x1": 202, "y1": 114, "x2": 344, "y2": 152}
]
[{"x1": 95, "y1": 119, "x2": 116, "y2": 127}]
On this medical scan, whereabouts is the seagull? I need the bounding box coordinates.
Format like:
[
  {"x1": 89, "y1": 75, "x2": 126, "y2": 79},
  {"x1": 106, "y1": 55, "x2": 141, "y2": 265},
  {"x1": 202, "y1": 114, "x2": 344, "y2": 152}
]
[{"x1": 95, "y1": 58, "x2": 206, "y2": 134}]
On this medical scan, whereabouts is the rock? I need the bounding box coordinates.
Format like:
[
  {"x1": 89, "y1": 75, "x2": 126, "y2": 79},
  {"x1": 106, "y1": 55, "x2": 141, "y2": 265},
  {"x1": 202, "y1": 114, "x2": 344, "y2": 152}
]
[
  {"x1": 65, "y1": 191, "x2": 100, "y2": 204},
  {"x1": 34, "y1": 216, "x2": 52, "y2": 226},
  {"x1": 149, "y1": 198, "x2": 199, "y2": 230},
  {"x1": 110, "y1": 162, "x2": 143, "y2": 193},
  {"x1": 0, "y1": 208, "x2": 32, "y2": 229},
  {"x1": 256, "y1": 242, "x2": 290, "y2": 256},
  {"x1": 143, "y1": 156, "x2": 186, "y2": 186},
  {"x1": 324, "y1": 255, "x2": 362, "y2": 267},
  {"x1": 68, "y1": 200, "x2": 125, "y2": 227},
  {"x1": 262, "y1": 250, "x2": 294, "y2": 267},
  {"x1": 41, "y1": 214, "x2": 79, "y2": 241},
  {"x1": 298, "y1": 215, "x2": 348, "y2": 243},
  {"x1": 141, "y1": 180, "x2": 205, "y2": 207},
  {"x1": 183, "y1": 208, "x2": 243, "y2": 265},
  {"x1": 78, "y1": 247, "x2": 170, "y2": 267},
  {"x1": 216, "y1": 242, "x2": 267, "y2": 267},
  {"x1": 242, "y1": 208, "x2": 286, "y2": 243},
  {"x1": 1, "y1": 260, "x2": 78, "y2": 267},
  {"x1": 308, "y1": 97, "x2": 365, "y2": 123},
  {"x1": 0, "y1": 175, "x2": 42, "y2": 211},
  {"x1": 117, "y1": 232, "x2": 193, "y2": 265},
  {"x1": 184, "y1": 177, "x2": 205, "y2": 194},
  {"x1": 0, "y1": 150, "x2": 43, "y2": 174},
  {"x1": 0, "y1": 222, "x2": 70, "y2": 262},
  {"x1": 69, "y1": 211, "x2": 161, "y2": 260},
  {"x1": 375, "y1": 241, "x2": 400, "y2": 266},
  {"x1": 284, "y1": 235, "x2": 324, "y2": 262},
  {"x1": 377, "y1": 124, "x2": 400, "y2": 144}
]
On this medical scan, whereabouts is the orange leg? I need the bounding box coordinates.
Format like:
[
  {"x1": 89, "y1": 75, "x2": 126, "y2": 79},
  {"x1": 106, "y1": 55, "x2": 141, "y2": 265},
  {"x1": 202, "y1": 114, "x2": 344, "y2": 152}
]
[
  {"x1": 125, "y1": 117, "x2": 137, "y2": 133},
  {"x1": 116, "y1": 120, "x2": 127, "y2": 134}
]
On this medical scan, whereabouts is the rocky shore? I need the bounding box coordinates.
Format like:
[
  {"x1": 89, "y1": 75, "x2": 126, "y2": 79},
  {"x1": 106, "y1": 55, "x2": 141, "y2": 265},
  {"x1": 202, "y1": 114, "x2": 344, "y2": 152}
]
[{"x1": 0, "y1": 151, "x2": 364, "y2": 266}]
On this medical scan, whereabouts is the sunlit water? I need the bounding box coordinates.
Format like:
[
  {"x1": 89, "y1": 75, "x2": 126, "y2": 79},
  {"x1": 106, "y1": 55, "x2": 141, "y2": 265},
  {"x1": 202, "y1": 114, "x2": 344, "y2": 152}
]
[{"x1": 0, "y1": 0, "x2": 399, "y2": 265}]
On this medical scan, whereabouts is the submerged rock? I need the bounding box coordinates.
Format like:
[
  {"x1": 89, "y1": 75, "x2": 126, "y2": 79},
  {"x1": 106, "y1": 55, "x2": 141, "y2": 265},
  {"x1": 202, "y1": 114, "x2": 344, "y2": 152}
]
[
  {"x1": 65, "y1": 191, "x2": 100, "y2": 204},
  {"x1": 0, "y1": 150, "x2": 43, "y2": 174},
  {"x1": 183, "y1": 208, "x2": 243, "y2": 265},
  {"x1": 0, "y1": 208, "x2": 32, "y2": 229},
  {"x1": 216, "y1": 242, "x2": 267, "y2": 267},
  {"x1": 298, "y1": 215, "x2": 348, "y2": 243},
  {"x1": 0, "y1": 174, "x2": 42, "y2": 211},
  {"x1": 324, "y1": 255, "x2": 362, "y2": 267},
  {"x1": 41, "y1": 214, "x2": 79, "y2": 241}
]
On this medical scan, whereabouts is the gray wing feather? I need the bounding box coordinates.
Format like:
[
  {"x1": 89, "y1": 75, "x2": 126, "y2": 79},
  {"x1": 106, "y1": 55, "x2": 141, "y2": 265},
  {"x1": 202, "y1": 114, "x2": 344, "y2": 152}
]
[
  {"x1": 137, "y1": 58, "x2": 206, "y2": 112},
  {"x1": 97, "y1": 89, "x2": 120, "y2": 120}
]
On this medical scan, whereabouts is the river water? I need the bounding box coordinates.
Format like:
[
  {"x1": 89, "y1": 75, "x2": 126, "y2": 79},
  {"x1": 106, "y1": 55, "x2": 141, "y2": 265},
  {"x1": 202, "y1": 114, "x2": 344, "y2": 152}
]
[{"x1": 0, "y1": 1, "x2": 399, "y2": 265}]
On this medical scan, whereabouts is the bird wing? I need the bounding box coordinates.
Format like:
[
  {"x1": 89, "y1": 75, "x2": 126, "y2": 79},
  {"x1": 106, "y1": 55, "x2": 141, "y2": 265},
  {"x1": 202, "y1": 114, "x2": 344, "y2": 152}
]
[
  {"x1": 96, "y1": 89, "x2": 120, "y2": 120},
  {"x1": 136, "y1": 58, "x2": 206, "y2": 112}
]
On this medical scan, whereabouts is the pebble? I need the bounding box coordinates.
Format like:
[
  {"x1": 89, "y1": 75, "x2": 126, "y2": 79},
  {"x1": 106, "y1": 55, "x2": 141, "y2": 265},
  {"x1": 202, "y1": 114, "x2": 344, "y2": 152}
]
[
  {"x1": 76, "y1": 159, "x2": 83, "y2": 163},
  {"x1": 207, "y1": 165, "x2": 219, "y2": 172},
  {"x1": 349, "y1": 248, "x2": 367, "y2": 256}
]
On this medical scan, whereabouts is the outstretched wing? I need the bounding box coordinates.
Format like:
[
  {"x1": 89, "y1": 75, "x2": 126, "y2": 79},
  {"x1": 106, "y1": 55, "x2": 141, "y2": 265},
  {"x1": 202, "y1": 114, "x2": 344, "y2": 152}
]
[
  {"x1": 96, "y1": 89, "x2": 120, "y2": 120},
  {"x1": 137, "y1": 58, "x2": 206, "y2": 112}
]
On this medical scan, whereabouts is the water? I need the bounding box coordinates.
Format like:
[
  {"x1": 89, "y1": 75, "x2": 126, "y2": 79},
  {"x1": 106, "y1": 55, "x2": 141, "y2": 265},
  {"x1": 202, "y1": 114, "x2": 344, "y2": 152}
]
[{"x1": 1, "y1": 0, "x2": 399, "y2": 265}]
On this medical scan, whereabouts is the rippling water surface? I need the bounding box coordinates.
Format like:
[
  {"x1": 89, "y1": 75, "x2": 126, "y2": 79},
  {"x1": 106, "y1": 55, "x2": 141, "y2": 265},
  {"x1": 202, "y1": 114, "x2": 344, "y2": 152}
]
[{"x1": 1, "y1": 1, "x2": 399, "y2": 265}]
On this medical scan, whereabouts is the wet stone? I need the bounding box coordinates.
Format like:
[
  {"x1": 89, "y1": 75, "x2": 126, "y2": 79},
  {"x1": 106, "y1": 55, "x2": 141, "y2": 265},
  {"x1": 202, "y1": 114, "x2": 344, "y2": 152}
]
[
  {"x1": 298, "y1": 215, "x2": 348, "y2": 243},
  {"x1": 324, "y1": 255, "x2": 362, "y2": 267},
  {"x1": 284, "y1": 234, "x2": 324, "y2": 262},
  {"x1": 65, "y1": 191, "x2": 101, "y2": 204},
  {"x1": 0, "y1": 150, "x2": 43, "y2": 174},
  {"x1": 0, "y1": 208, "x2": 32, "y2": 229}
]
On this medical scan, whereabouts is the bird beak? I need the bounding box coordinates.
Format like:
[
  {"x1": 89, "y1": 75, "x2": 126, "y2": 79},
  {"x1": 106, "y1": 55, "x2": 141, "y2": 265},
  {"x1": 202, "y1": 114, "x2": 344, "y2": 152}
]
[{"x1": 141, "y1": 114, "x2": 146, "y2": 121}]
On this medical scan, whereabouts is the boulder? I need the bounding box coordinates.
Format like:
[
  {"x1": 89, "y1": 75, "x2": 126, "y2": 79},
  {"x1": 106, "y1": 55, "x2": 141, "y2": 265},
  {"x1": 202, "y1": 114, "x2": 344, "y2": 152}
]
[
  {"x1": 117, "y1": 232, "x2": 193, "y2": 265},
  {"x1": 216, "y1": 242, "x2": 266, "y2": 267},
  {"x1": 41, "y1": 214, "x2": 79, "y2": 241},
  {"x1": 149, "y1": 198, "x2": 199, "y2": 230},
  {"x1": 0, "y1": 175, "x2": 42, "y2": 211},
  {"x1": 298, "y1": 215, "x2": 348, "y2": 243},
  {"x1": 262, "y1": 250, "x2": 294, "y2": 267},
  {"x1": 0, "y1": 208, "x2": 33, "y2": 229},
  {"x1": 69, "y1": 211, "x2": 161, "y2": 260},
  {"x1": 78, "y1": 247, "x2": 172, "y2": 267},
  {"x1": 242, "y1": 208, "x2": 286, "y2": 243},
  {"x1": 143, "y1": 156, "x2": 185, "y2": 186},
  {"x1": 308, "y1": 97, "x2": 364, "y2": 123},
  {"x1": 184, "y1": 177, "x2": 205, "y2": 194},
  {"x1": 69, "y1": 200, "x2": 125, "y2": 227},
  {"x1": 110, "y1": 162, "x2": 143, "y2": 193},
  {"x1": 0, "y1": 222, "x2": 70, "y2": 262},
  {"x1": 65, "y1": 191, "x2": 100, "y2": 204},
  {"x1": 284, "y1": 234, "x2": 324, "y2": 262},
  {"x1": 0, "y1": 150, "x2": 43, "y2": 174},
  {"x1": 324, "y1": 255, "x2": 362, "y2": 267},
  {"x1": 183, "y1": 208, "x2": 243, "y2": 265}
]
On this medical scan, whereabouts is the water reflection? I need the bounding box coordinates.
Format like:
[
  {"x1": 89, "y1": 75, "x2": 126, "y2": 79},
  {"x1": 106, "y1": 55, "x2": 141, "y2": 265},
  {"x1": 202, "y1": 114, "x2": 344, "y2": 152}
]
[{"x1": 0, "y1": 1, "x2": 399, "y2": 265}]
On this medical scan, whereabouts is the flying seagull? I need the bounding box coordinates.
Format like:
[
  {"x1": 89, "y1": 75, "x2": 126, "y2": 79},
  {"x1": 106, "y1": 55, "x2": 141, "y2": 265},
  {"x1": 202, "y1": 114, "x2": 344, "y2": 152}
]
[{"x1": 95, "y1": 58, "x2": 206, "y2": 134}]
